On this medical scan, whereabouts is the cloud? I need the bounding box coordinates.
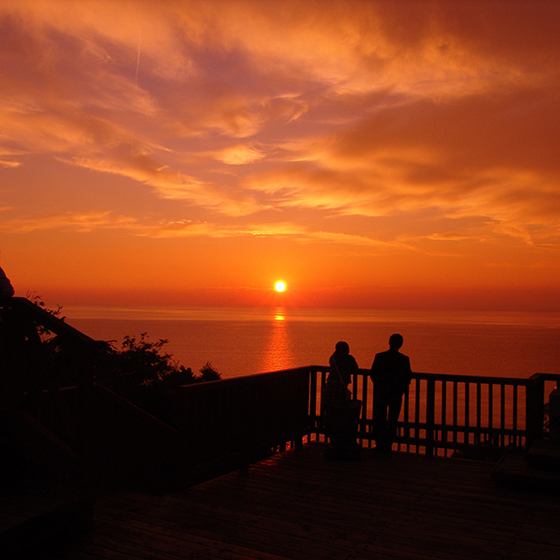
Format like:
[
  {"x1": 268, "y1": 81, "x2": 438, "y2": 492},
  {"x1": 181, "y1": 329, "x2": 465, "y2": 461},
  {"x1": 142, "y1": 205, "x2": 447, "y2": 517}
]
[
  {"x1": 148, "y1": 218, "x2": 402, "y2": 252},
  {"x1": 1, "y1": 0, "x2": 560, "y2": 250},
  {"x1": 214, "y1": 144, "x2": 265, "y2": 165},
  {"x1": 0, "y1": 159, "x2": 20, "y2": 168},
  {"x1": 67, "y1": 152, "x2": 262, "y2": 216},
  {"x1": 238, "y1": 82, "x2": 560, "y2": 245},
  {"x1": 0, "y1": 205, "x2": 402, "y2": 254},
  {"x1": 0, "y1": 211, "x2": 137, "y2": 233}
]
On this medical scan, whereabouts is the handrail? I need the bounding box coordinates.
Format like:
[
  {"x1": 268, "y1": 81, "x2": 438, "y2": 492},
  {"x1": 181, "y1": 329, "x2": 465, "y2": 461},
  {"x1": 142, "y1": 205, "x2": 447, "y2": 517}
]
[
  {"x1": 4, "y1": 297, "x2": 98, "y2": 347},
  {"x1": 1, "y1": 297, "x2": 97, "y2": 411}
]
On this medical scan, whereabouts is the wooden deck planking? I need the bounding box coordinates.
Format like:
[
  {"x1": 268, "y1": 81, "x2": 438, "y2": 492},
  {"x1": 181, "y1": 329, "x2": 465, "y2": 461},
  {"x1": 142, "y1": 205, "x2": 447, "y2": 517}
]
[
  {"x1": 95, "y1": 499, "x2": 356, "y2": 560},
  {"x1": 49, "y1": 443, "x2": 560, "y2": 560}
]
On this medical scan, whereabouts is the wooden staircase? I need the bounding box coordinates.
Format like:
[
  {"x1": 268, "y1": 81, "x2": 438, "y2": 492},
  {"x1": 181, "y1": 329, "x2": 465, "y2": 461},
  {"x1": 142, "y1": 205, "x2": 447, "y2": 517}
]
[
  {"x1": 1, "y1": 297, "x2": 96, "y2": 558},
  {"x1": 1, "y1": 297, "x2": 187, "y2": 557},
  {"x1": 0, "y1": 410, "x2": 94, "y2": 559}
]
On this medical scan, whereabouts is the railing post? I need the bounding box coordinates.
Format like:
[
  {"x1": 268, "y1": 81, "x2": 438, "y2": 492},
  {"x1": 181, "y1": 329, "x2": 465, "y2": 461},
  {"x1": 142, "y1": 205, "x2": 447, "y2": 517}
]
[
  {"x1": 426, "y1": 378, "x2": 435, "y2": 456},
  {"x1": 309, "y1": 368, "x2": 318, "y2": 439},
  {"x1": 77, "y1": 349, "x2": 97, "y2": 500},
  {"x1": 526, "y1": 374, "x2": 545, "y2": 447}
]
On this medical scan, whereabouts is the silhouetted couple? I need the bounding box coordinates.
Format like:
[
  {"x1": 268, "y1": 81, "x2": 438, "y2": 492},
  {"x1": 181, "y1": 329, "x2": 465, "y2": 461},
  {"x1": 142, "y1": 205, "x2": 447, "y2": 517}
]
[
  {"x1": 322, "y1": 334, "x2": 412, "y2": 455},
  {"x1": 370, "y1": 333, "x2": 412, "y2": 452}
]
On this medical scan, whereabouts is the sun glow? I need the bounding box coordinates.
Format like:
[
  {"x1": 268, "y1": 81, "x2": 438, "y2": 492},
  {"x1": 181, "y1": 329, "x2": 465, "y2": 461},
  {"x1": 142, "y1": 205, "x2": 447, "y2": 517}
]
[{"x1": 275, "y1": 281, "x2": 286, "y2": 292}]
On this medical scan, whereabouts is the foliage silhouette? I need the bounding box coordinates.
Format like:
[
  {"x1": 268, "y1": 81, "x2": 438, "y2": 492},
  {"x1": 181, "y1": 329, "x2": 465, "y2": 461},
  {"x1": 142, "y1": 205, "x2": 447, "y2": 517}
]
[
  {"x1": 30, "y1": 295, "x2": 221, "y2": 428},
  {"x1": 93, "y1": 334, "x2": 222, "y2": 428}
]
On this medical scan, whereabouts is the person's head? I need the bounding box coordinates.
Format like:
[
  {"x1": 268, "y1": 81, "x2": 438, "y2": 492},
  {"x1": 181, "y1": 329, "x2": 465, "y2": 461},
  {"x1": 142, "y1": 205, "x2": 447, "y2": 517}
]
[
  {"x1": 335, "y1": 341, "x2": 350, "y2": 355},
  {"x1": 388, "y1": 333, "x2": 403, "y2": 351}
]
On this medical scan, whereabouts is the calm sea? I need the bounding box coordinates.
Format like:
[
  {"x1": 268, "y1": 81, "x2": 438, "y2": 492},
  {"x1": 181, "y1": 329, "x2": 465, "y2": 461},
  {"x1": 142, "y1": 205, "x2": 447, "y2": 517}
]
[{"x1": 63, "y1": 306, "x2": 560, "y2": 380}]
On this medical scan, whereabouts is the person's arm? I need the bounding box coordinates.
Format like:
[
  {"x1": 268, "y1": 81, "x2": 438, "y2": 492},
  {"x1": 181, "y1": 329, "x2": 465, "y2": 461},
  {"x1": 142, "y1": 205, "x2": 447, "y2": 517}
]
[
  {"x1": 396, "y1": 355, "x2": 413, "y2": 393},
  {"x1": 328, "y1": 354, "x2": 336, "y2": 379},
  {"x1": 405, "y1": 356, "x2": 412, "y2": 384},
  {"x1": 347, "y1": 356, "x2": 359, "y2": 384}
]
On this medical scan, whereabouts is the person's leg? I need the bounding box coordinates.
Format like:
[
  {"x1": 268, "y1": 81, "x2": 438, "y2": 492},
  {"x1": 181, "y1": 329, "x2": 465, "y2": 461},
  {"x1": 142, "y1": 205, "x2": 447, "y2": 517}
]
[
  {"x1": 387, "y1": 395, "x2": 404, "y2": 448},
  {"x1": 322, "y1": 405, "x2": 334, "y2": 440},
  {"x1": 372, "y1": 395, "x2": 389, "y2": 450}
]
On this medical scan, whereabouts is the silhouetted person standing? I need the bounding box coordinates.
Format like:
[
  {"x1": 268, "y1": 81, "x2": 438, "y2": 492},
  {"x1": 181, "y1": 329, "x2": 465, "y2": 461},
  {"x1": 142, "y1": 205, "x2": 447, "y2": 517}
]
[
  {"x1": 322, "y1": 341, "x2": 358, "y2": 437},
  {"x1": 322, "y1": 341, "x2": 362, "y2": 458},
  {"x1": 370, "y1": 334, "x2": 412, "y2": 452}
]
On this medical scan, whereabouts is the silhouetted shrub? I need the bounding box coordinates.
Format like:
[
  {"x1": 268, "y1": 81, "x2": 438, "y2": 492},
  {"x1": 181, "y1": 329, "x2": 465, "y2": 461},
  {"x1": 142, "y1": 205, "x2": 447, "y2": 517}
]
[
  {"x1": 199, "y1": 361, "x2": 222, "y2": 382},
  {"x1": 93, "y1": 334, "x2": 222, "y2": 426},
  {"x1": 29, "y1": 296, "x2": 222, "y2": 428}
]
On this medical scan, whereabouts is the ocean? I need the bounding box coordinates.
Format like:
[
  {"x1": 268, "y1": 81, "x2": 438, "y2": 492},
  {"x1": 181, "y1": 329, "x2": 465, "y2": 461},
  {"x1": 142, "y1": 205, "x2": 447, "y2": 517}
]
[{"x1": 64, "y1": 306, "x2": 560, "y2": 380}]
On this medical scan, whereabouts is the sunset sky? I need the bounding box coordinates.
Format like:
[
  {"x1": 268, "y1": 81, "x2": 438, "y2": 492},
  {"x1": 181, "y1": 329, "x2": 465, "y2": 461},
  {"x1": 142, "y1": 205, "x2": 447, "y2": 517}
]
[{"x1": 1, "y1": 0, "x2": 560, "y2": 310}]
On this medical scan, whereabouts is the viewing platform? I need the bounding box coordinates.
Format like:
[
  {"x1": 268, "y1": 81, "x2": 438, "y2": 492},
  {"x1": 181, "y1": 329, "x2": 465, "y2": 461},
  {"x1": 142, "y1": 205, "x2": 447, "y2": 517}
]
[
  {"x1": 1, "y1": 297, "x2": 560, "y2": 559},
  {"x1": 40, "y1": 443, "x2": 560, "y2": 560}
]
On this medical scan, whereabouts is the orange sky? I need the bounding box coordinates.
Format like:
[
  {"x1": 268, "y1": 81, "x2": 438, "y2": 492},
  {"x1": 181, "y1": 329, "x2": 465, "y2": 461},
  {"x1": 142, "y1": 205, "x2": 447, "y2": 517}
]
[{"x1": 1, "y1": 0, "x2": 560, "y2": 310}]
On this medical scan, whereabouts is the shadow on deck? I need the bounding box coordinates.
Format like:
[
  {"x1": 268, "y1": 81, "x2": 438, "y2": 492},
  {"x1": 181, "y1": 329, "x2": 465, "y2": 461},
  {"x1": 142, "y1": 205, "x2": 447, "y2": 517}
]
[{"x1": 47, "y1": 443, "x2": 560, "y2": 560}]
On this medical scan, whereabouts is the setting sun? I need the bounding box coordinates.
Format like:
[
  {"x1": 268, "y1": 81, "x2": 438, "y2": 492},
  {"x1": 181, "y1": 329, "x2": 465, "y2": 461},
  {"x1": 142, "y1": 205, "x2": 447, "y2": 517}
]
[{"x1": 275, "y1": 281, "x2": 286, "y2": 293}]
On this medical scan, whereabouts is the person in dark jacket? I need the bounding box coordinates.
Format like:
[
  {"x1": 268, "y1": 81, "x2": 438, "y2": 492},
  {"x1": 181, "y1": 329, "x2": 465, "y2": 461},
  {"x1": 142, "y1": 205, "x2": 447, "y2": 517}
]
[{"x1": 370, "y1": 333, "x2": 412, "y2": 452}]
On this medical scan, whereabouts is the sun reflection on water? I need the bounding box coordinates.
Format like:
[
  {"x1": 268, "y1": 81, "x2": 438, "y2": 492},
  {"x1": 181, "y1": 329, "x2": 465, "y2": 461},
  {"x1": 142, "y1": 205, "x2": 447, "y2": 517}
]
[{"x1": 259, "y1": 307, "x2": 292, "y2": 373}]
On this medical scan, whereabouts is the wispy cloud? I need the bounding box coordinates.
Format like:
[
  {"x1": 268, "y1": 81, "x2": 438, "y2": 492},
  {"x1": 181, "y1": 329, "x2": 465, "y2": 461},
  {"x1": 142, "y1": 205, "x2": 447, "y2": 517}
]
[
  {"x1": 0, "y1": 211, "x2": 138, "y2": 234},
  {"x1": 214, "y1": 144, "x2": 265, "y2": 165},
  {"x1": 0, "y1": 159, "x2": 20, "y2": 168},
  {"x1": 2, "y1": 1, "x2": 558, "y2": 226},
  {"x1": 0, "y1": 206, "x2": 405, "y2": 255}
]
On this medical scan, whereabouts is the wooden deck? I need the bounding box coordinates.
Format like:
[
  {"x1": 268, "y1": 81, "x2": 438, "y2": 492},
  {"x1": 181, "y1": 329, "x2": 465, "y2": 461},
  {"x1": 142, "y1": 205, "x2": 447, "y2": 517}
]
[{"x1": 46, "y1": 443, "x2": 560, "y2": 560}]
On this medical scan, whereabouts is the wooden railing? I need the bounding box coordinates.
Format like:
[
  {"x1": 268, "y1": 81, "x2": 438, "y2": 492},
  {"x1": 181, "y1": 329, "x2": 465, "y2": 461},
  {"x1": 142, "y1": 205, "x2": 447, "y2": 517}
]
[
  {"x1": 175, "y1": 366, "x2": 558, "y2": 478},
  {"x1": 0, "y1": 297, "x2": 99, "y2": 483},
  {"x1": 306, "y1": 367, "x2": 560, "y2": 456},
  {"x1": 177, "y1": 367, "x2": 310, "y2": 483}
]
